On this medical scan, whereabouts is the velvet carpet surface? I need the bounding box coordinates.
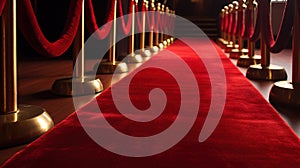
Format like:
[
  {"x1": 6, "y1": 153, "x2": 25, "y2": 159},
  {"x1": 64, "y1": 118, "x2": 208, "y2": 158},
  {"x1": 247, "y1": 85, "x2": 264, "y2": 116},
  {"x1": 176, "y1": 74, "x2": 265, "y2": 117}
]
[{"x1": 2, "y1": 39, "x2": 300, "y2": 167}]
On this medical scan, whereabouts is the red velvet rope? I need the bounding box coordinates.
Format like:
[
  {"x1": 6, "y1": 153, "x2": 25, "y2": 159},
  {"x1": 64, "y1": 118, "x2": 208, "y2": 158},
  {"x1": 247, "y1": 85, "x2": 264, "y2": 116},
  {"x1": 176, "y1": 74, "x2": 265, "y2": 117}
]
[
  {"x1": 242, "y1": 8, "x2": 253, "y2": 39},
  {"x1": 118, "y1": 0, "x2": 133, "y2": 35},
  {"x1": 18, "y1": 0, "x2": 82, "y2": 57},
  {"x1": 86, "y1": 0, "x2": 114, "y2": 40},
  {"x1": 235, "y1": 9, "x2": 244, "y2": 37},
  {"x1": 224, "y1": 12, "x2": 229, "y2": 34},
  {"x1": 135, "y1": 2, "x2": 146, "y2": 32},
  {"x1": 0, "y1": 0, "x2": 6, "y2": 16},
  {"x1": 260, "y1": 0, "x2": 294, "y2": 53},
  {"x1": 230, "y1": 10, "x2": 237, "y2": 35},
  {"x1": 249, "y1": 4, "x2": 261, "y2": 42},
  {"x1": 227, "y1": 12, "x2": 233, "y2": 34}
]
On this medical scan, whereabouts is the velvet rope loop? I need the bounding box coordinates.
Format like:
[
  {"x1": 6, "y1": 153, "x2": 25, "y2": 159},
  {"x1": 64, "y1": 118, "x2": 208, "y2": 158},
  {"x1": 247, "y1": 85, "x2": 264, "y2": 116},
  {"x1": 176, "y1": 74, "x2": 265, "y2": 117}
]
[
  {"x1": 18, "y1": 0, "x2": 82, "y2": 57},
  {"x1": 135, "y1": 2, "x2": 146, "y2": 32},
  {"x1": 86, "y1": 0, "x2": 114, "y2": 40},
  {"x1": 235, "y1": 8, "x2": 244, "y2": 37},
  {"x1": 260, "y1": 0, "x2": 294, "y2": 53},
  {"x1": 250, "y1": 2, "x2": 261, "y2": 42},
  {"x1": 242, "y1": 8, "x2": 254, "y2": 39},
  {"x1": 224, "y1": 10, "x2": 229, "y2": 34},
  {"x1": 0, "y1": 0, "x2": 6, "y2": 16},
  {"x1": 118, "y1": 0, "x2": 133, "y2": 35},
  {"x1": 227, "y1": 9, "x2": 233, "y2": 34}
]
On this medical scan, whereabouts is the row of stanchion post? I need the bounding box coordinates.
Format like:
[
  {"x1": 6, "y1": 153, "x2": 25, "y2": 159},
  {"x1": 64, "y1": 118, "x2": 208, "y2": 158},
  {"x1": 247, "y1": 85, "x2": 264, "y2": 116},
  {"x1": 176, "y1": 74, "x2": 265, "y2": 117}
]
[
  {"x1": 218, "y1": 0, "x2": 300, "y2": 108},
  {"x1": 0, "y1": 0, "x2": 175, "y2": 148}
]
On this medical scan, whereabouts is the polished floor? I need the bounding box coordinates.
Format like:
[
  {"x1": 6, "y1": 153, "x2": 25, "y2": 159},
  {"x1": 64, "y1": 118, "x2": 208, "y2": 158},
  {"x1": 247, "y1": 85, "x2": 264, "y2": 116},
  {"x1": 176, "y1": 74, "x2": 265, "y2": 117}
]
[{"x1": 0, "y1": 45, "x2": 298, "y2": 165}]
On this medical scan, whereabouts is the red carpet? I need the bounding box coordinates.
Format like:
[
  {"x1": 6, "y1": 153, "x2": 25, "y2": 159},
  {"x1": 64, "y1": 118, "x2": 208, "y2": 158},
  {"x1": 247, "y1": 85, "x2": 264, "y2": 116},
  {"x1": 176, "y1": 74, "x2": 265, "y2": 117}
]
[{"x1": 2, "y1": 39, "x2": 300, "y2": 167}]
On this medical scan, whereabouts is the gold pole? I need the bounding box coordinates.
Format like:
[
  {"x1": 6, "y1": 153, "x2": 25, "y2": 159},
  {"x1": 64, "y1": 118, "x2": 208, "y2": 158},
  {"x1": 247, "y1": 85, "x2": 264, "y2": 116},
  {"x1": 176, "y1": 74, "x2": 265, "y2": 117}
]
[
  {"x1": 0, "y1": 0, "x2": 17, "y2": 113},
  {"x1": 160, "y1": 4, "x2": 164, "y2": 43},
  {"x1": 164, "y1": 6, "x2": 170, "y2": 46},
  {"x1": 112, "y1": 0, "x2": 117, "y2": 65},
  {"x1": 224, "y1": 6, "x2": 229, "y2": 42},
  {"x1": 125, "y1": 0, "x2": 143, "y2": 63},
  {"x1": 137, "y1": 0, "x2": 152, "y2": 57},
  {"x1": 97, "y1": 0, "x2": 128, "y2": 73},
  {"x1": 224, "y1": 3, "x2": 236, "y2": 53},
  {"x1": 230, "y1": 1, "x2": 249, "y2": 59},
  {"x1": 269, "y1": 0, "x2": 300, "y2": 107},
  {"x1": 260, "y1": 35, "x2": 270, "y2": 68},
  {"x1": 52, "y1": 0, "x2": 103, "y2": 96},
  {"x1": 140, "y1": 0, "x2": 146, "y2": 51},
  {"x1": 158, "y1": 4, "x2": 165, "y2": 49},
  {"x1": 237, "y1": 0, "x2": 261, "y2": 67},
  {"x1": 155, "y1": 3, "x2": 161, "y2": 47},
  {"x1": 217, "y1": 6, "x2": 229, "y2": 49},
  {"x1": 0, "y1": 0, "x2": 54, "y2": 148},
  {"x1": 129, "y1": 0, "x2": 136, "y2": 55},
  {"x1": 148, "y1": 1, "x2": 154, "y2": 49},
  {"x1": 248, "y1": 0, "x2": 257, "y2": 58},
  {"x1": 231, "y1": 1, "x2": 238, "y2": 49}
]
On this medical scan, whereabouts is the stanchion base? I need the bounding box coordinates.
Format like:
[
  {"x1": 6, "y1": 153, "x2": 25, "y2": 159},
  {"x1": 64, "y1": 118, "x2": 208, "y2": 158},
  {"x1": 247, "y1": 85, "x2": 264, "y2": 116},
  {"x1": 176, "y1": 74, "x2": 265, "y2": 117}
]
[
  {"x1": 167, "y1": 39, "x2": 171, "y2": 46},
  {"x1": 0, "y1": 105, "x2": 54, "y2": 148},
  {"x1": 52, "y1": 77, "x2": 103, "y2": 96},
  {"x1": 150, "y1": 46, "x2": 160, "y2": 54},
  {"x1": 96, "y1": 61, "x2": 128, "y2": 74},
  {"x1": 225, "y1": 44, "x2": 239, "y2": 53},
  {"x1": 237, "y1": 55, "x2": 261, "y2": 67},
  {"x1": 159, "y1": 43, "x2": 164, "y2": 50},
  {"x1": 269, "y1": 81, "x2": 300, "y2": 107},
  {"x1": 124, "y1": 53, "x2": 143, "y2": 63},
  {"x1": 246, "y1": 64, "x2": 287, "y2": 81},
  {"x1": 135, "y1": 49, "x2": 152, "y2": 57},
  {"x1": 170, "y1": 37, "x2": 175, "y2": 43},
  {"x1": 229, "y1": 48, "x2": 248, "y2": 59},
  {"x1": 217, "y1": 38, "x2": 228, "y2": 49},
  {"x1": 163, "y1": 40, "x2": 168, "y2": 47}
]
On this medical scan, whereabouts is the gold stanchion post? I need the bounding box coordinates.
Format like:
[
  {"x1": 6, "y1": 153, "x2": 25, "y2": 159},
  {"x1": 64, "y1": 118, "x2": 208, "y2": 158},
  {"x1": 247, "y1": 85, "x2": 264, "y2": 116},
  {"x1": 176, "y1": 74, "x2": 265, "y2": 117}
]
[
  {"x1": 135, "y1": 0, "x2": 152, "y2": 57},
  {"x1": 124, "y1": 0, "x2": 143, "y2": 63},
  {"x1": 163, "y1": 6, "x2": 170, "y2": 47},
  {"x1": 143, "y1": 0, "x2": 159, "y2": 54},
  {"x1": 269, "y1": 0, "x2": 300, "y2": 107},
  {"x1": 158, "y1": 4, "x2": 165, "y2": 49},
  {"x1": 237, "y1": 0, "x2": 261, "y2": 67},
  {"x1": 52, "y1": 0, "x2": 103, "y2": 96},
  {"x1": 230, "y1": 0, "x2": 248, "y2": 59},
  {"x1": 97, "y1": 0, "x2": 129, "y2": 73},
  {"x1": 154, "y1": 3, "x2": 161, "y2": 49},
  {"x1": 225, "y1": 2, "x2": 239, "y2": 53},
  {"x1": 246, "y1": 10, "x2": 287, "y2": 81},
  {"x1": 170, "y1": 10, "x2": 175, "y2": 44},
  {"x1": 147, "y1": 0, "x2": 159, "y2": 53},
  {"x1": 0, "y1": 0, "x2": 54, "y2": 148},
  {"x1": 217, "y1": 8, "x2": 228, "y2": 49}
]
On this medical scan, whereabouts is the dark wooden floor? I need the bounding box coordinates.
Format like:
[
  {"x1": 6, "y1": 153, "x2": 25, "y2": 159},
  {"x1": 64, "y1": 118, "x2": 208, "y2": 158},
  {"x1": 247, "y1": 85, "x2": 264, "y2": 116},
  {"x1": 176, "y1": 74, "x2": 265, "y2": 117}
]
[{"x1": 0, "y1": 46, "x2": 298, "y2": 165}]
